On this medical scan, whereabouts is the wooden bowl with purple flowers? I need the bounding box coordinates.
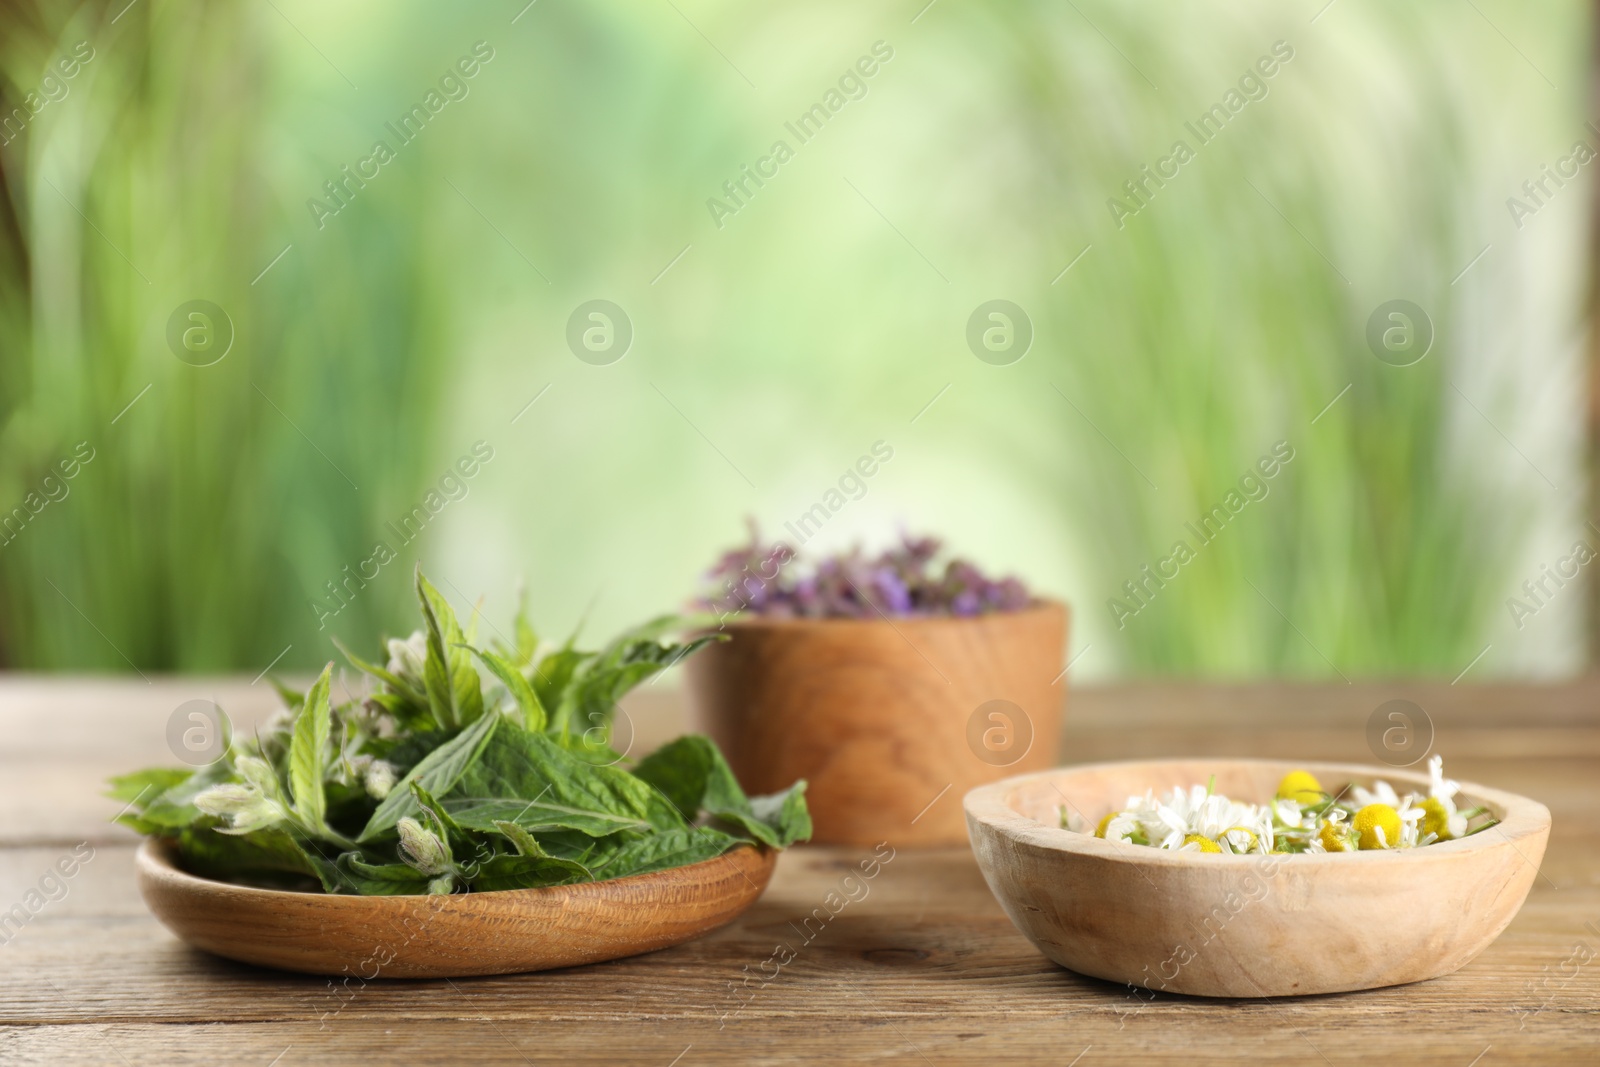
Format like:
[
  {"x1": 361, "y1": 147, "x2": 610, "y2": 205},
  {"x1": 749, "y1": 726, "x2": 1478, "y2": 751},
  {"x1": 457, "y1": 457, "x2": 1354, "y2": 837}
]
[{"x1": 686, "y1": 532, "x2": 1068, "y2": 846}]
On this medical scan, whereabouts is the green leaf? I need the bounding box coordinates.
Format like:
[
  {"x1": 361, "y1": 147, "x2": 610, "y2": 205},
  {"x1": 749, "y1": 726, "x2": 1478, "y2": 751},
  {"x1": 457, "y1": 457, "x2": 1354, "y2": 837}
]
[
  {"x1": 268, "y1": 678, "x2": 305, "y2": 711},
  {"x1": 333, "y1": 636, "x2": 427, "y2": 706},
  {"x1": 530, "y1": 644, "x2": 591, "y2": 729},
  {"x1": 289, "y1": 664, "x2": 333, "y2": 832},
  {"x1": 586, "y1": 827, "x2": 743, "y2": 880},
  {"x1": 512, "y1": 592, "x2": 539, "y2": 665},
  {"x1": 358, "y1": 706, "x2": 501, "y2": 841},
  {"x1": 465, "y1": 645, "x2": 547, "y2": 731},
  {"x1": 416, "y1": 567, "x2": 484, "y2": 729},
  {"x1": 451, "y1": 723, "x2": 687, "y2": 833},
  {"x1": 445, "y1": 797, "x2": 651, "y2": 838},
  {"x1": 107, "y1": 768, "x2": 191, "y2": 806},
  {"x1": 632, "y1": 734, "x2": 811, "y2": 847},
  {"x1": 175, "y1": 825, "x2": 342, "y2": 892},
  {"x1": 133, "y1": 760, "x2": 232, "y2": 830},
  {"x1": 468, "y1": 851, "x2": 591, "y2": 891},
  {"x1": 550, "y1": 627, "x2": 724, "y2": 739},
  {"x1": 746, "y1": 781, "x2": 812, "y2": 848},
  {"x1": 337, "y1": 854, "x2": 432, "y2": 895},
  {"x1": 489, "y1": 818, "x2": 544, "y2": 856}
]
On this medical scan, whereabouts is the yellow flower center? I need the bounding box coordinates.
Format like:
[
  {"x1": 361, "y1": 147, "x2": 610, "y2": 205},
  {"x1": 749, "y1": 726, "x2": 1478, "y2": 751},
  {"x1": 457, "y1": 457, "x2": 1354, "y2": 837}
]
[
  {"x1": 1222, "y1": 826, "x2": 1259, "y2": 853},
  {"x1": 1317, "y1": 821, "x2": 1348, "y2": 852},
  {"x1": 1183, "y1": 834, "x2": 1222, "y2": 853},
  {"x1": 1421, "y1": 797, "x2": 1453, "y2": 840},
  {"x1": 1353, "y1": 803, "x2": 1401, "y2": 850},
  {"x1": 1276, "y1": 770, "x2": 1323, "y2": 805}
]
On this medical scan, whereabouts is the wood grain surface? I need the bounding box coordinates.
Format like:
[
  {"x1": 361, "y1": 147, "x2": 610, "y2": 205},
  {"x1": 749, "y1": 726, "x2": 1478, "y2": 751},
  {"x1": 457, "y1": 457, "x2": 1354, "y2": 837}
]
[
  {"x1": 966, "y1": 759, "x2": 1551, "y2": 997},
  {"x1": 685, "y1": 602, "x2": 1068, "y2": 846},
  {"x1": 135, "y1": 838, "x2": 777, "y2": 978},
  {"x1": 0, "y1": 674, "x2": 1596, "y2": 1065}
]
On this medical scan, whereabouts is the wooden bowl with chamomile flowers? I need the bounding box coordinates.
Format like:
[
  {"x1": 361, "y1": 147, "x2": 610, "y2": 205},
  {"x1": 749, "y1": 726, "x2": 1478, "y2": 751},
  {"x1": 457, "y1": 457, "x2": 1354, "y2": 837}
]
[{"x1": 964, "y1": 758, "x2": 1551, "y2": 998}]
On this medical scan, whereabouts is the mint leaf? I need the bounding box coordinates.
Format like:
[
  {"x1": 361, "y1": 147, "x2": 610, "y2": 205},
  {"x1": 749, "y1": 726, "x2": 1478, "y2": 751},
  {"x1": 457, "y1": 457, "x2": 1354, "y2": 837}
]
[
  {"x1": 746, "y1": 781, "x2": 812, "y2": 848},
  {"x1": 632, "y1": 734, "x2": 811, "y2": 847},
  {"x1": 107, "y1": 767, "x2": 191, "y2": 806},
  {"x1": 466, "y1": 644, "x2": 547, "y2": 731},
  {"x1": 176, "y1": 825, "x2": 341, "y2": 892},
  {"x1": 416, "y1": 566, "x2": 484, "y2": 730},
  {"x1": 337, "y1": 855, "x2": 432, "y2": 896},
  {"x1": 289, "y1": 664, "x2": 333, "y2": 832},
  {"x1": 471, "y1": 852, "x2": 591, "y2": 891},
  {"x1": 586, "y1": 827, "x2": 744, "y2": 879},
  {"x1": 358, "y1": 707, "x2": 501, "y2": 841},
  {"x1": 550, "y1": 629, "x2": 723, "y2": 738},
  {"x1": 452, "y1": 723, "x2": 686, "y2": 833},
  {"x1": 333, "y1": 636, "x2": 427, "y2": 706},
  {"x1": 445, "y1": 797, "x2": 650, "y2": 838}
]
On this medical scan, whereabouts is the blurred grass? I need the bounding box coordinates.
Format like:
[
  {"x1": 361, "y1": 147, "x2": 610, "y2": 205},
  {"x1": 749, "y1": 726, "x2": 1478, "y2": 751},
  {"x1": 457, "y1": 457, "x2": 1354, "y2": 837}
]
[{"x1": 0, "y1": 0, "x2": 1588, "y2": 677}]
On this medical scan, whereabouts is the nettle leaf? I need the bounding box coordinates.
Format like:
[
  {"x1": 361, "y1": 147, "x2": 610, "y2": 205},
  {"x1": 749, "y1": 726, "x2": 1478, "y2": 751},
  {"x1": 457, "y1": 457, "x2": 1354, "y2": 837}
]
[
  {"x1": 445, "y1": 797, "x2": 650, "y2": 839},
  {"x1": 107, "y1": 767, "x2": 191, "y2": 807},
  {"x1": 746, "y1": 782, "x2": 812, "y2": 848},
  {"x1": 470, "y1": 852, "x2": 591, "y2": 892},
  {"x1": 530, "y1": 643, "x2": 590, "y2": 728},
  {"x1": 177, "y1": 825, "x2": 343, "y2": 892},
  {"x1": 482, "y1": 819, "x2": 594, "y2": 885},
  {"x1": 269, "y1": 678, "x2": 305, "y2": 711},
  {"x1": 289, "y1": 664, "x2": 334, "y2": 832},
  {"x1": 359, "y1": 707, "x2": 501, "y2": 841},
  {"x1": 633, "y1": 735, "x2": 812, "y2": 847},
  {"x1": 466, "y1": 645, "x2": 547, "y2": 731},
  {"x1": 334, "y1": 636, "x2": 427, "y2": 707},
  {"x1": 550, "y1": 629, "x2": 724, "y2": 739},
  {"x1": 132, "y1": 760, "x2": 232, "y2": 830},
  {"x1": 512, "y1": 595, "x2": 539, "y2": 666},
  {"x1": 451, "y1": 723, "x2": 687, "y2": 833},
  {"x1": 587, "y1": 827, "x2": 742, "y2": 880},
  {"x1": 490, "y1": 818, "x2": 544, "y2": 856},
  {"x1": 337, "y1": 854, "x2": 432, "y2": 896},
  {"x1": 416, "y1": 568, "x2": 484, "y2": 730}
]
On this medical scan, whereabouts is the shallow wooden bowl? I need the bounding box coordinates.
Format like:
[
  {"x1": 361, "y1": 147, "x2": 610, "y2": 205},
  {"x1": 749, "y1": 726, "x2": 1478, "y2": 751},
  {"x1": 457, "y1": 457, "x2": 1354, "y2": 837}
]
[
  {"x1": 136, "y1": 838, "x2": 777, "y2": 978},
  {"x1": 964, "y1": 758, "x2": 1551, "y2": 998}
]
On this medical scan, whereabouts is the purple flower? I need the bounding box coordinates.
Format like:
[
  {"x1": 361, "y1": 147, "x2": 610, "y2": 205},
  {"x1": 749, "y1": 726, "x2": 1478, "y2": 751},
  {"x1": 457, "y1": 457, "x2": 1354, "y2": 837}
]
[{"x1": 693, "y1": 523, "x2": 1033, "y2": 620}]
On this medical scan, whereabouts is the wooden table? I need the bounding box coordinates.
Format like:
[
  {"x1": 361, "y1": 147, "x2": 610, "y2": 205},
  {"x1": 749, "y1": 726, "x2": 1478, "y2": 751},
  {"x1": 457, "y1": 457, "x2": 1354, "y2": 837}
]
[{"x1": 1, "y1": 676, "x2": 1596, "y2": 1065}]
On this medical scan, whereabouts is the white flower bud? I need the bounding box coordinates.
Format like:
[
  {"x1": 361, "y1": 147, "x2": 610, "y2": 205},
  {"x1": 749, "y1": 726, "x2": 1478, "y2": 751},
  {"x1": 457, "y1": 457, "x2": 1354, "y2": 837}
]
[
  {"x1": 234, "y1": 756, "x2": 279, "y2": 797},
  {"x1": 194, "y1": 784, "x2": 257, "y2": 817},
  {"x1": 385, "y1": 631, "x2": 428, "y2": 681},
  {"x1": 427, "y1": 875, "x2": 454, "y2": 895},
  {"x1": 397, "y1": 816, "x2": 450, "y2": 875},
  {"x1": 194, "y1": 784, "x2": 286, "y2": 835},
  {"x1": 364, "y1": 760, "x2": 396, "y2": 800}
]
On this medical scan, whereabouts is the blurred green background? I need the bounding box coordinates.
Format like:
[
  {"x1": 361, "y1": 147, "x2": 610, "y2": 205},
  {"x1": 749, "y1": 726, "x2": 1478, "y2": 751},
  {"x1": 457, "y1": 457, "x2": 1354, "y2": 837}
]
[{"x1": 0, "y1": 0, "x2": 1590, "y2": 680}]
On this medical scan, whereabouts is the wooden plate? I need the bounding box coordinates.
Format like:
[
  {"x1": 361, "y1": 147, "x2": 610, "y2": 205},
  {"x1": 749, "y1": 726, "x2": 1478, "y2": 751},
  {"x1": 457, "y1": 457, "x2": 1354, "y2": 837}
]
[
  {"x1": 136, "y1": 838, "x2": 777, "y2": 978},
  {"x1": 964, "y1": 758, "x2": 1551, "y2": 998}
]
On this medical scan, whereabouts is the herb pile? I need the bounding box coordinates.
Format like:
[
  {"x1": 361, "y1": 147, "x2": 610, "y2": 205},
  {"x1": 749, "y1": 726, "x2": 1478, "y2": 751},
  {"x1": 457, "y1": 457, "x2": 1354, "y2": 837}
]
[
  {"x1": 111, "y1": 568, "x2": 810, "y2": 895},
  {"x1": 700, "y1": 525, "x2": 1032, "y2": 620},
  {"x1": 1069, "y1": 757, "x2": 1495, "y2": 854}
]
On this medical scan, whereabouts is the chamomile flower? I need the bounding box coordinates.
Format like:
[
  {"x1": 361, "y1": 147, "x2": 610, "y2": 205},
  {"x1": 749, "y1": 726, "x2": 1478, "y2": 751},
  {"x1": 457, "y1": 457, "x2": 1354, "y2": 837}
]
[
  {"x1": 1181, "y1": 834, "x2": 1222, "y2": 853},
  {"x1": 1079, "y1": 758, "x2": 1476, "y2": 856},
  {"x1": 1353, "y1": 803, "x2": 1401, "y2": 850},
  {"x1": 1276, "y1": 770, "x2": 1323, "y2": 805},
  {"x1": 1101, "y1": 811, "x2": 1143, "y2": 844},
  {"x1": 1350, "y1": 776, "x2": 1403, "y2": 810},
  {"x1": 1273, "y1": 798, "x2": 1306, "y2": 829},
  {"x1": 1423, "y1": 755, "x2": 1469, "y2": 840}
]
